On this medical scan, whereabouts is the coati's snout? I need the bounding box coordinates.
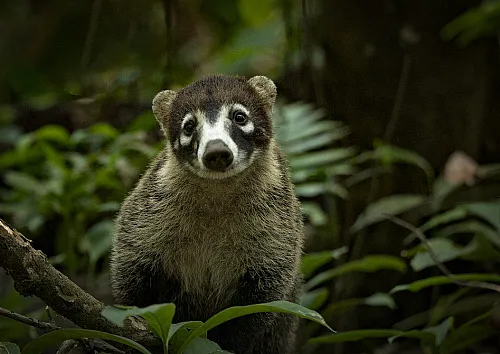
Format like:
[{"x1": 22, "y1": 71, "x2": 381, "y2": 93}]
[
  {"x1": 202, "y1": 140, "x2": 234, "y2": 171},
  {"x1": 152, "y1": 75, "x2": 277, "y2": 180}
]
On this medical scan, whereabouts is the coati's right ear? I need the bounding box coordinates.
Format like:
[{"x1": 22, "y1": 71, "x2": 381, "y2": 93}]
[{"x1": 152, "y1": 90, "x2": 177, "y2": 132}]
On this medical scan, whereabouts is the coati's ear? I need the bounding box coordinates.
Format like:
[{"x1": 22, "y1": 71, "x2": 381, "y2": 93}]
[
  {"x1": 152, "y1": 90, "x2": 177, "y2": 132},
  {"x1": 247, "y1": 76, "x2": 277, "y2": 113}
]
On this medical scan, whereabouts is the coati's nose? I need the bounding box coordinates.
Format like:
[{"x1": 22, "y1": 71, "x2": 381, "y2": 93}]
[{"x1": 202, "y1": 140, "x2": 234, "y2": 171}]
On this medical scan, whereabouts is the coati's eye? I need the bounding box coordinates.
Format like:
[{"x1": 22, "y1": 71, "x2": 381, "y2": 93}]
[
  {"x1": 183, "y1": 120, "x2": 196, "y2": 135},
  {"x1": 233, "y1": 111, "x2": 248, "y2": 125}
]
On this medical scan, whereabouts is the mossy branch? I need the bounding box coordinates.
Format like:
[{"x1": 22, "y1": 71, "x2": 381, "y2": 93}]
[{"x1": 0, "y1": 218, "x2": 161, "y2": 352}]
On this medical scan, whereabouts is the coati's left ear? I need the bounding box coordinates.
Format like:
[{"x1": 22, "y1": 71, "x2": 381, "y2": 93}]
[
  {"x1": 152, "y1": 90, "x2": 177, "y2": 133},
  {"x1": 248, "y1": 76, "x2": 277, "y2": 114}
]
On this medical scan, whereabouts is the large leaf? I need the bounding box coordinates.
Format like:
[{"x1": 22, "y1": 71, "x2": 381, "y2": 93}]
[
  {"x1": 168, "y1": 321, "x2": 205, "y2": 353},
  {"x1": 20, "y1": 329, "x2": 152, "y2": 354},
  {"x1": 183, "y1": 337, "x2": 231, "y2": 354},
  {"x1": 0, "y1": 343, "x2": 20, "y2": 354},
  {"x1": 351, "y1": 194, "x2": 426, "y2": 233},
  {"x1": 102, "y1": 303, "x2": 176, "y2": 352},
  {"x1": 304, "y1": 255, "x2": 407, "y2": 291},
  {"x1": 390, "y1": 273, "x2": 500, "y2": 293},
  {"x1": 177, "y1": 301, "x2": 333, "y2": 353}
]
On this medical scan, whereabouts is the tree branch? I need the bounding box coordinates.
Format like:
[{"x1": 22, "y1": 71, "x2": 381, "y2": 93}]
[
  {"x1": 0, "y1": 306, "x2": 58, "y2": 332},
  {"x1": 0, "y1": 218, "x2": 161, "y2": 352}
]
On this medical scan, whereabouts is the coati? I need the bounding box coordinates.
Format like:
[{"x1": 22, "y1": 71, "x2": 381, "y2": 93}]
[{"x1": 110, "y1": 74, "x2": 304, "y2": 354}]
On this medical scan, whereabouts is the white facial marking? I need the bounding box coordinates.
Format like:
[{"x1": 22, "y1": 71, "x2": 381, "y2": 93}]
[
  {"x1": 233, "y1": 103, "x2": 254, "y2": 134},
  {"x1": 197, "y1": 105, "x2": 239, "y2": 168},
  {"x1": 180, "y1": 114, "x2": 194, "y2": 147}
]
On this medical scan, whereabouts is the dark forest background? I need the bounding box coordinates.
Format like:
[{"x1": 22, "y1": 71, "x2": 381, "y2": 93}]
[{"x1": 1, "y1": 0, "x2": 500, "y2": 353}]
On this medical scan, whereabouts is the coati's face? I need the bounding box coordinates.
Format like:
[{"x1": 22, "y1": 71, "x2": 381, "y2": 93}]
[{"x1": 152, "y1": 75, "x2": 277, "y2": 179}]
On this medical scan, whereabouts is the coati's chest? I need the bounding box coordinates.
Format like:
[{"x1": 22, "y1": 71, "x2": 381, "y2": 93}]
[{"x1": 154, "y1": 196, "x2": 283, "y2": 301}]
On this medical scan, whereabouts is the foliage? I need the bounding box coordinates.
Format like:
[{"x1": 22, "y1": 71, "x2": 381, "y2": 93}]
[
  {"x1": 442, "y1": 0, "x2": 500, "y2": 46},
  {"x1": 0, "y1": 121, "x2": 158, "y2": 273},
  {"x1": 299, "y1": 142, "x2": 500, "y2": 352},
  {"x1": 13, "y1": 301, "x2": 332, "y2": 354}
]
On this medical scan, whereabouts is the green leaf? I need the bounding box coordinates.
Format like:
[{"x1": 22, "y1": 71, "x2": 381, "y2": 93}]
[
  {"x1": 177, "y1": 301, "x2": 333, "y2": 353},
  {"x1": 34, "y1": 125, "x2": 70, "y2": 145},
  {"x1": 373, "y1": 144, "x2": 434, "y2": 184},
  {"x1": 307, "y1": 329, "x2": 434, "y2": 345},
  {"x1": 363, "y1": 293, "x2": 396, "y2": 310},
  {"x1": 419, "y1": 207, "x2": 469, "y2": 233},
  {"x1": 289, "y1": 148, "x2": 356, "y2": 170},
  {"x1": 436, "y1": 220, "x2": 500, "y2": 248},
  {"x1": 81, "y1": 220, "x2": 115, "y2": 266},
  {"x1": 0, "y1": 343, "x2": 20, "y2": 354},
  {"x1": 102, "y1": 303, "x2": 176, "y2": 351},
  {"x1": 281, "y1": 121, "x2": 349, "y2": 144},
  {"x1": 390, "y1": 273, "x2": 500, "y2": 293},
  {"x1": 409, "y1": 238, "x2": 477, "y2": 271},
  {"x1": 89, "y1": 123, "x2": 120, "y2": 139},
  {"x1": 465, "y1": 202, "x2": 500, "y2": 232},
  {"x1": 300, "y1": 202, "x2": 327, "y2": 226},
  {"x1": 423, "y1": 317, "x2": 454, "y2": 346},
  {"x1": 351, "y1": 194, "x2": 426, "y2": 233},
  {"x1": 168, "y1": 321, "x2": 204, "y2": 353},
  {"x1": 183, "y1": 337, "x2": 226, "y2": 354},
  {"x1": 284, "y1": 131, "x2": 349, "y2": 155},
  {"x1": 440, "y1": 324, "x2": 495, "y2": 354},
  {"x1": 20, "y1": 329, "x2": 152, "y2": 354},
  {"x1": 300, "y1": 288, "x2": 329, "y2": 311},
  {"x1": 237, "y1": 0, "x2": 274, "y2": 27},
  {"x1": 301, "y1": 246, "x2": 349, "y2": 279},
  {"x1": 304, "y1": 255, "x2": 407, "y2": 291}
]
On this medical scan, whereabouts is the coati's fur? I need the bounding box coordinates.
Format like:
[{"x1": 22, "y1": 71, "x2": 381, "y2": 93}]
[{"x1": 110, "y1": 74, "x2": 304, "y2": 354}]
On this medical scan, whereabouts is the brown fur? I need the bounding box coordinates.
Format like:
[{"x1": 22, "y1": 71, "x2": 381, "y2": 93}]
[{"x1": 110, "y1": 74, "x2": 304, "y2": 354}]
